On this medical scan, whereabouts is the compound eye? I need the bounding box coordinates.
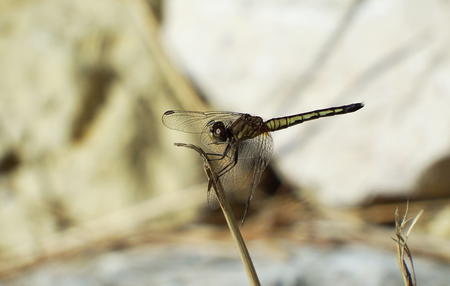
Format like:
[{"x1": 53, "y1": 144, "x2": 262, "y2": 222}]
[{"x1": 211, "y1": 121, "x2": 228, "y2": 142}]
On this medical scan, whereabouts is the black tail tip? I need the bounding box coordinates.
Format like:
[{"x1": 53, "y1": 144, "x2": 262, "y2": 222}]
[{"x1": 347, "y1": 102, "x2": 364, "y2": 112}]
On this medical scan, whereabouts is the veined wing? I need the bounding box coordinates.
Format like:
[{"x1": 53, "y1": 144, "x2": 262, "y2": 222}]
[
  {"x1": 162, "y1": 110, "x2": 242, "y2": 134},
  {"x1": 207, "y1": 132, "x2": 273, "y2": 222}
]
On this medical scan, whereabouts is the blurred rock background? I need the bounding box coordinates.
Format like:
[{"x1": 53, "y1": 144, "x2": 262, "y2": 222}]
[{"x1": 0, "y1": 0, "x2": 449, "y2": 285}]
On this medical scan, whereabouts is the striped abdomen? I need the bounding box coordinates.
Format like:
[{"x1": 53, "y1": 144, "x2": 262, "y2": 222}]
[{"x1": 264, "y1": 103, "x2": 363, "y2": 132}]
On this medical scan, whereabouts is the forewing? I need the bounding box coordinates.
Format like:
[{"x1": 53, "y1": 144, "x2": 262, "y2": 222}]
[{"x1": 162, "y1": 110, "x2": 242, "y2": 134}]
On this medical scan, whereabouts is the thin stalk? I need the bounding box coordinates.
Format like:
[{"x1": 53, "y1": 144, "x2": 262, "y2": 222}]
[
  {"x1": 393, "y1": 203, "x2": 423, "y2": 286},
  {"x1": 175, "y1": 143, "x2": 260, "y2": 286}
]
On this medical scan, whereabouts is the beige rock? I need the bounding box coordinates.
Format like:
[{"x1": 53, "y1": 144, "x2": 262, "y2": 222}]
[{"x1": 0, "y1": 0, "x2": 202, "y2": 267}]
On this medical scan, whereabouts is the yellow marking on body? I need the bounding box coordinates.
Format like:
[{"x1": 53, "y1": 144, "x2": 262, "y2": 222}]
[
  {"x1": 302, "y1": 112, "x2": 317, "y2": 120},
  {"x1": 319, "y1": 111, "x2": 331, "y2": 116},
  {"x1": 285, "y1": 116, "x2": 299, "y2": 124},
  {"x1": 322, "y1": 108, "x2": 342, "y2": 116}
]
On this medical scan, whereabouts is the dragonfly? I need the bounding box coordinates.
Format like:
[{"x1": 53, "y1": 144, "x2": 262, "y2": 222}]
[{"x1": 162, "y1": 102, "x2": 363, "y2": 222}]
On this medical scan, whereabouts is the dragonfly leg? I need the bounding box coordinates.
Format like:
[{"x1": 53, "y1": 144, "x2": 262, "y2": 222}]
[
  {"x1": 203, "y1": 143, "x2": 239, "y2": 178},
  {"x1": 216, "y1": 145, "x2": 239, "y2": 177},
  {"x1": 205, "y1": 143, "x2": 232, "y2": 162},
  {"x1": 206, "y1": 152, "x2": 227, "y2": 160},
  {"x1": 205, "y1": 142, "x2": 231, "y2": 161}
]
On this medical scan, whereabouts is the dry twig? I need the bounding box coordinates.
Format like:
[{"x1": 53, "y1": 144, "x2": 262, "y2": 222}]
[
  {"x1": 175, "y1": 143, "x2": 260, "y2": 286},
  {"x1": 393, "y1": 203, "x2": 423, "y2": 286}
]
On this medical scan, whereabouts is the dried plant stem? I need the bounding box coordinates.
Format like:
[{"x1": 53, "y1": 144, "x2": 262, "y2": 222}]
[
  {"x1": 393, "y1": 203, "x2": 423, "y2": 286},
  {"x1": 175, "y1": 143, "x2": 260, "y2": 286}
]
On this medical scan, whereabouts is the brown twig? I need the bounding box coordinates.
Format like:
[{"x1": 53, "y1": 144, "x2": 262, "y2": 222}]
[{"x1": 174, "y1": 143, "x2": 261, "y2": 286}]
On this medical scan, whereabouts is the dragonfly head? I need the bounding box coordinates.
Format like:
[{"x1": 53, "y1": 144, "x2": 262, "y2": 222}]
[{"x1": 208, "y1": 121, "x2": 230, "y2": 143}]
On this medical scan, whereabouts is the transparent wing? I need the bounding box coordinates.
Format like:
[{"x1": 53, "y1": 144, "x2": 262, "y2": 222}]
[
  {"x1": 207, "y1": 133, "x2": 273, "y2": 213},
  {"x1": 163, "y1": 110, "x2": 272, "y2": 217},
  {"x1": 162, "y1": 110, "x2": 242, "y2": 134},
  {"x1": 163, "y1": 110, "x2": 244, "y2": 154}
]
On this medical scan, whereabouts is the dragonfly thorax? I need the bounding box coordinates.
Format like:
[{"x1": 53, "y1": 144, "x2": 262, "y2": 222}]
[{"x1": 230, "y1": 114, "x2": 265, "y2": 141}]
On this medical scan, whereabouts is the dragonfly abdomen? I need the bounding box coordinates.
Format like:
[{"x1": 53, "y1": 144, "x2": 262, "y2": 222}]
[{"x1": 264, "y1": 103, "x2": 363, "y2": 132}]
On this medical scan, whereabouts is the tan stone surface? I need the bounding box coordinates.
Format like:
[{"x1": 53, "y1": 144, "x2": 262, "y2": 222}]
[{"x1": 0, "y1": 0, "x2": 202, "y2": 267}]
